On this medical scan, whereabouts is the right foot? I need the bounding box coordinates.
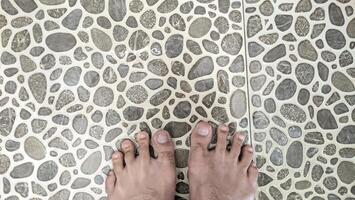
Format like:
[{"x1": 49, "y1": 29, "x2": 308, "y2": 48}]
[
  {"x1": 188, "y1": 122, "x2": 258, "y2": 200},
  {"x1": 105, "y1": 130, "x2": 176, "y2": 200}
]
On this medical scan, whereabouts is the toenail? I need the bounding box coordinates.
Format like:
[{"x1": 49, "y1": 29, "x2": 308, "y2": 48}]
[
  {"x1": 157, "y1": 131, "x2": 169, "y2": 144},
  {"x1": 220, "y1": 125, "x2": 228, "y2": 132},
  {"x1": 252, "y1": 161, "x2": 256, "y2": 167},
  {"x1": 138, "y1": 132, "x2": 146, "y2": 139},
  {"x1": 112, "y1": 153, "x2": 119, "y2": 159},
  {"x1": 197, "y1": 125, "x2": 209, "y2": 136},
  {"x1": 238, "y1": 134, "x2": 245, "y2": 141},
  {"x1": 122, "y1": 140, "x2": 132, "y2": 149},
  {"x1": 246, "y1": 146, "x2": 253, "y2": 152}
]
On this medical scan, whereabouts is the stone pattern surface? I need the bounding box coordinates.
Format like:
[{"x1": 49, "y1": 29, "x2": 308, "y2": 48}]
[
  {"x1": 0, "y1": 0, "x2": 354, "y2": 199},
  {"x1": 0, "y1": 0, "x2": 248, "y2": 199},
  {"x1": 244, "y1": 0, "x2": 355, "y2": 199}
]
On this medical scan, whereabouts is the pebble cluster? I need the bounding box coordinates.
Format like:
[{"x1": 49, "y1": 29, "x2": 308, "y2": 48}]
[{"x1": 0, "y1": 0, "x2": 354, "y2": 200}]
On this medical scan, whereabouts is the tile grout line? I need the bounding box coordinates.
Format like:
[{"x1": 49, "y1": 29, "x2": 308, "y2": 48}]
[{"x1": 240, "y1": 0, "x2": 253, "y2": 146}]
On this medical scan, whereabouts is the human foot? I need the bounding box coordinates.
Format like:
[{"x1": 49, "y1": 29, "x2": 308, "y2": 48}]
[
  {"x1": 105, "y1": 130, "x2": 176, "y2": 200},
  {"x1": 188, "y1": 122, "x2": 258, "y2": 200}
]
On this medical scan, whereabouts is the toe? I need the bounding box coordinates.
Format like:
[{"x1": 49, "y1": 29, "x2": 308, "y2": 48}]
[
  {"x1": 248, "y1": 160, "x2": 259, "y2": 183},
  {"x1": 152, "y1": 130, "x2": 175, "y2": 166},
  {"x1": 215, "y1": 124, "x2": 229, "y2": 154},
  {"x1": 112, "y1": 151, "x2": 123, "y2": 177},
  {"x1": 238, "y1": 145, "x2": 254, "y2": 170},
  {"x1": 189, "y1": 121, "x2": 212, "y2": 158},
  {"x1": 230, "y1": 132, "x2": 245, "y2": 159},
  {"x1": 136, "y1": 131, "x2": 150, "y2": 161},
  {"x1": 105, "y1": 170, "x2": 116, "y2": 195},
  {"x1": 121, "y1": 139, "x2": 136, "y2": 165}
]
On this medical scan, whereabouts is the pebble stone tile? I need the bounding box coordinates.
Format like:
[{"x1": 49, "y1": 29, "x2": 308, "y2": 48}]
[
  {"x1": 245, "y1": 0, "x2": 355, "y2": 199},
  {"x1": 0, "y1": 0, "x2": 249, "y2": 199},
  {"x1": 0, "y1": 0, "x2": 354, "y2": 200}
]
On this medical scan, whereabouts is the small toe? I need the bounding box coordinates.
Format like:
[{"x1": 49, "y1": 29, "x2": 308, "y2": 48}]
[
  {"x1": 112, "y1": 151, "x2": 124, "y2": 177},
  {"x1": 215, "y1": 124, "x2": 229, "y2": 154},
  {"x1": 136, "y1": 131, "x2": 150, "y2": 161},
  {"x1": 248, "y1": 161, "x2": 259, "y2": 188},
  {"x1": 230, "y1": 132, "x2": 245, "y2": 159},
  {"x1": 238, "y1": 145, "x2": 254, "y2": 170},
  {"x1": 152, "y1": 130, "x2": 175, "y2": 166},
  {"x1": 121, "y1": 139, "x2": 136, "y2": 165},
  {"x1": 105, "y1": 170, "x2": 116, "y2": 195},
  {"x1": 189, "y1": 121, "x2": 212, "y2": 159}
]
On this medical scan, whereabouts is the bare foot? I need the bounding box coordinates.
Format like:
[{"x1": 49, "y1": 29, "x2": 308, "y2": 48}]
[
  {"x1": 188, "y1": 122, "x2": 258, "y2": 200},
  {"x1": 105, "y1": 130, "x2": 176, "y2": 200}
]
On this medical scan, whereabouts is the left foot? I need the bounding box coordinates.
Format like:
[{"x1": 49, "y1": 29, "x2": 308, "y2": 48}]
[{"x1": 105, "y1": 130, "x2": 176, "y2": 200}]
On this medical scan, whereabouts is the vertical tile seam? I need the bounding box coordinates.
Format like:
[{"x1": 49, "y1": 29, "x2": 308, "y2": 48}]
[{"x1": 240, "y1": 0, "x2": 253, "y2": 146}]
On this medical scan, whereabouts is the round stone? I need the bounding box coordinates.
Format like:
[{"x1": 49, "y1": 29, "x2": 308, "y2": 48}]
[
  {"x1": 280, "y1": 104, "x2": 306, "y2": 123},
  {"x1": 91, "y1": 28, "x2": 112, "y2": 52},
  {"x1": 164, "y1": 121, "x2": 191, "y2": 138},
  {"x1": 72, "y1": 114, "x2": 88, "y2": 135},
  {"x1": 84, "y1": 71, "x2": 100, "y2": 87},
  {"x1": 148, "y1": 59, "x2": 168, "y2": 76},
  {"x1": 331, "y1": 71, "x2": 355, "y2": 92},
  {"x1": 93, "y1": 87, "x2": 114, "y2": 107},
  {"x1": 347, "y1": 18, "x2": 355, "y2": 38},
  {"x1": 126, "y1": 85, "x2": 148, "y2": 104},
  {"x1": 253, "y1": 111, "x2": 269, "y2": 129},
  {"x1": 188, "y1": 56, "x2": 213, "y2": 80},
  {"x1": 24, "y1": 137, "x2": 46, "y2": 160},
  {"x1": 80, "y1": 0, "x2": 104, "y2": 14},
  {"x1": 140, "y1": 9, "x2": 156, "y2": 29},
  {"x1": 11, "y1": 30, "x2": 31, "y2": 52},
  {"x1": 230, "y1": 89, "x2": 247, "y2": 119},
  {"x1": 326, "y1": 29, "x2": 346, "y2": 50},
  {"x1": 109, "y1": 0, "x2": 126, "y2": 22},
  {"x1": 221, "y1": 33, "x2": 243, "y2": 55},
  {"x1": 37, "y1": 161, "x2": 58, "y2": 181},
  {"x1": 317, "y1": 109, "x2": 338, "y2": 129},
  {"x1": 275, "y1": 79, "x2": 297, "y2": 100},
  {"x1": 81, "y1": 151, "x2": 102, "y2": 175},
  {"x1": 0, "y1": 154, "x2": 10, "y2": 174},
  {"x1": 286, "y1": 141, "x2": 303, "y2": 168},
  {"x1": 188, "y1": 17, "x2": 212, "y2": 38},
  {"x1": 129, "y1": 30, "x2": 149, "y2": 50},
  {"x1": 288, "y1": 126, "x2": 302, "y2": 138},
  {"x1": 173, "y1": 101, "x2": 191, "y2": 119},
  {"x1": 63, "y1": 66, "x2": 82, "y2": 86},
  {"x1": 270, "y1": 147, "x2": 283, "y2": 166},
  {"x1": 295, "y1": 63, "x2": 314, "y2": 85},
  {"x1": 337, "y1": 161, "x2": 355, "y2": 184},
  {"x1": 46, "y1": 33, "x2": 76, "y2": 52},
  {"x1": 28, "y1": 73, "x2": 47, "y2": 104},
  {"x1": 123, "y1": 106, "x2": 144, "y2": 121},
  {"x1": 165, "y1": 34, "x2": 183, "y2": 58}
]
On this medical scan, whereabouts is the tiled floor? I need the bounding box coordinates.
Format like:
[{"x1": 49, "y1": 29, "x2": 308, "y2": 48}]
[{"x1": 0, "y1": 0, "x2": 354, "y2": 199}]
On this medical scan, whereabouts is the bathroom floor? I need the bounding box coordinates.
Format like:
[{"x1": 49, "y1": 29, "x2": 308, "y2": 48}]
[{"x1": 0, "y1": 0, "x2": 354, "y2": 199}]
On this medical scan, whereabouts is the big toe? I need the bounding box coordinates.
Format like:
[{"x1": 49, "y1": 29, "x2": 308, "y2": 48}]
[
  {"x1": 152, "y1": 130, "x2": 175, "y2": 167},
  {"x1": 189, "y1": 121, "x2": 212, "y2": 158}
]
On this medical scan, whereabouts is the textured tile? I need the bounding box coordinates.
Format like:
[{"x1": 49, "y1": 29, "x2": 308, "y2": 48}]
[
  {"x1": 0, "y1": 0, "x2": 247, "y2": 199},
  {"x1": 243, "y1": 0, "x2": 355, "y2": 199}
]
